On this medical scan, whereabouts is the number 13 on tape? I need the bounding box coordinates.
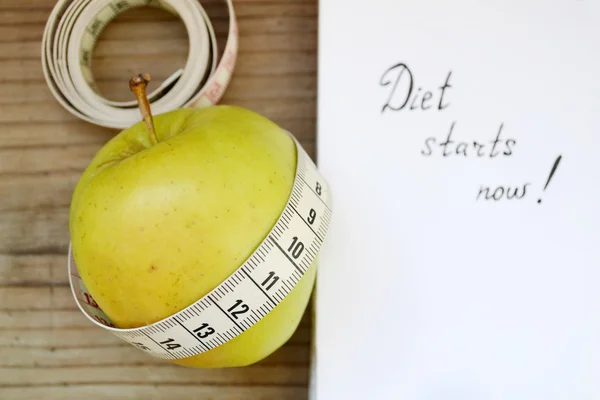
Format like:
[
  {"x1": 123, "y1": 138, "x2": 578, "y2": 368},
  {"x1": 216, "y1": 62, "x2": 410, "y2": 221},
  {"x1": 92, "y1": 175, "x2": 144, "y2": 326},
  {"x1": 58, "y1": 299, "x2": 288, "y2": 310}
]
[{"x1": 68, "y1": 134, "x2": 333, "y2": 360}]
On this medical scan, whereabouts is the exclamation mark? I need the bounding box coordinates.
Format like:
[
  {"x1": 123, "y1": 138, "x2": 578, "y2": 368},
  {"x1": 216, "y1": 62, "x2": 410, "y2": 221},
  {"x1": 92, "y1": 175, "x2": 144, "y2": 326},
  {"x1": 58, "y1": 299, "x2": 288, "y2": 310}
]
[{"x1": 538, "y1": 155, "x2": 562, "y2": 204}]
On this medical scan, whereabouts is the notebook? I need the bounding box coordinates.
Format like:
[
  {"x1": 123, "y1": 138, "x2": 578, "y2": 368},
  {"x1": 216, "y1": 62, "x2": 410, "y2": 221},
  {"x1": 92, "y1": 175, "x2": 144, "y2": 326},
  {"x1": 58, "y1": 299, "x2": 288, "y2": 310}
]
[{"x1": 312, "y1": 1, "x2": 600, "y2": 399}]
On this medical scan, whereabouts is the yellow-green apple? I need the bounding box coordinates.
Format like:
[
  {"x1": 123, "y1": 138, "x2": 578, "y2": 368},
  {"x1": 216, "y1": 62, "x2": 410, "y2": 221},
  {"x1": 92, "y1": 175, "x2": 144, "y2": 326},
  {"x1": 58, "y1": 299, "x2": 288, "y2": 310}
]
[{"x1": 69, "y1": 74, "x2": 316, "y2": 368}]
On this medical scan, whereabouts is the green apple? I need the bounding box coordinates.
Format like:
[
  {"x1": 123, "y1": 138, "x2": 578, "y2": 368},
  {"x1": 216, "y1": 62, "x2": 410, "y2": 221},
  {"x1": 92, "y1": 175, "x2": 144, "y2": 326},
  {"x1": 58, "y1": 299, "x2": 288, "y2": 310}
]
[{"x1": 69, "y1": 75, "x2": 316, "y2": 368}]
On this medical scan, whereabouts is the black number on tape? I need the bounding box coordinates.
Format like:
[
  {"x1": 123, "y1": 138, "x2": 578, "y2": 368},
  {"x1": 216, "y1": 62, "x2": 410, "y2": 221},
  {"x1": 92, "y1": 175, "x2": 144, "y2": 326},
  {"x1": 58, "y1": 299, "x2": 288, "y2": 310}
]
[
  {"x1": 89, "y1": 19, "x2": 103, "y2": 36},
  {"x1": 160, "y1": 338, "x2": 182, "y2": 351},
  {"x1": 227, "y1": 299, "x2": 250, "y2": 319},
  {"x1": 307, "y1": 209, "x2": 317, "y2": 225},
  {"x1": 193, "y1": 323, "x2": 215, "y2": 339},
  {"x1": 80, "y1": 50, "x2": 91, "y2": 68},
  {"x1": 261, "y1": 271, "x2": 280, "y2": 291},
  {"x1": 316, "y1": 182, "x2": 322, "y2": 196},
  {"x1": 133, "y1": 342, "x2": 151, "y2": 351},
  {"x1": 114, "y1": 0, "x2": 129, "y2": 10},
  {"x1": 288, "y1": 236, "x2": 305, "y2": 259}
]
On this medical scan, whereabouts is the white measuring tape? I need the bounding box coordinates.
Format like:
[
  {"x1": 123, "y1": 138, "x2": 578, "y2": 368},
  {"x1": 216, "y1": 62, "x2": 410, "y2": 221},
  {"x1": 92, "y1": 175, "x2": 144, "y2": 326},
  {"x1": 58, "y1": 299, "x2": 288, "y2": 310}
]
[
  {"x1": 68, "y1": 134, "x2": 331, "y2": 359},
  {"x1": 43, "y1": 0, "x2": 333, "y2": 359},
  {"x1": 42, "y1": 0, "x2": 238, "y2": 129}
]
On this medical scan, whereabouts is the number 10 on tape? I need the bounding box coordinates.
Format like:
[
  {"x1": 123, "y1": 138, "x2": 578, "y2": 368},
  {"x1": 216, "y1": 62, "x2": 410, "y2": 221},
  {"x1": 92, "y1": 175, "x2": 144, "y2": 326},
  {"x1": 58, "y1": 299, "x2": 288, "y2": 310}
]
[{"x1": 68, "y1": 135, "x2": 332, "y2": 360}]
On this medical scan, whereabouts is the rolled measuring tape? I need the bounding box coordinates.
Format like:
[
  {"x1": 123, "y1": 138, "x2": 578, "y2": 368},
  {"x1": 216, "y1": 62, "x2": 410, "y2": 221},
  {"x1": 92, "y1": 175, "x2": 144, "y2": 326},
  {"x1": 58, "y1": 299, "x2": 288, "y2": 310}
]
[
  {"x1": 41, "y1": 0, "x2": 238, "y2": 129},
  {"x1": 43, "y1": 0, "x2": 332, "y2": 360}
]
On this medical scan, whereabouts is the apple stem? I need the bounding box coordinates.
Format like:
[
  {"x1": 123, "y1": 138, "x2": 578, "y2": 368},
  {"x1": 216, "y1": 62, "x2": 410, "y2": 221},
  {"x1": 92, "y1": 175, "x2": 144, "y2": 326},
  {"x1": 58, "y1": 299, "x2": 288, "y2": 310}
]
[{"x1": 129, "y1": 73, "x2": 159, "y2": 145}]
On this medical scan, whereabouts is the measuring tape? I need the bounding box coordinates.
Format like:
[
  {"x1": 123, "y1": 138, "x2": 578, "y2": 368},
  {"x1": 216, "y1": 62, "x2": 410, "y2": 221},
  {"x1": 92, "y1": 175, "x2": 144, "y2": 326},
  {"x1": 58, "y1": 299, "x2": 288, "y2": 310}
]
[
  {"x1": 41, "y1": 0, "x2": 238, "y2": 129},
  {"x1": 68, "y1": 134, "x2": 331, "y2": 359},
  {"x1": 43, "y1": 0, "x2": 332, "y2": 359}
]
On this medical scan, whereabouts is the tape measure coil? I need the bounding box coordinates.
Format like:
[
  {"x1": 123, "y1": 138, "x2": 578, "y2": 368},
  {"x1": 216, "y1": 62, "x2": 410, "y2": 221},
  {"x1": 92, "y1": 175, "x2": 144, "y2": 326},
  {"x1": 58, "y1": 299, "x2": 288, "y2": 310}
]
[{"x1": 42, "y1": 0, "x2": 238, "y2": 129}]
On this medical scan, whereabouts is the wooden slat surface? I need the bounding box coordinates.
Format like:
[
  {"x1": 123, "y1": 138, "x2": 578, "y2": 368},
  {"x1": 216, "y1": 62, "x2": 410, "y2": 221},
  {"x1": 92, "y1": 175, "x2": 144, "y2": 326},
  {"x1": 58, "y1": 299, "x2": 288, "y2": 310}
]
[{"x1": 0, "y1": 1, "x2": 317, "y2": 398}]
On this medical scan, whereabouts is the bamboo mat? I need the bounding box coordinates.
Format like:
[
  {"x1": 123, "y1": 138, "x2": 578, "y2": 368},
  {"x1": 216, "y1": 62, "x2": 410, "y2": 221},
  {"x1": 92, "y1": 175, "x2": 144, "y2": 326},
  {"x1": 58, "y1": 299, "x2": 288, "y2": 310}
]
[{"x1": 0, "y1": 1, "x2": 317, "y2": 398}]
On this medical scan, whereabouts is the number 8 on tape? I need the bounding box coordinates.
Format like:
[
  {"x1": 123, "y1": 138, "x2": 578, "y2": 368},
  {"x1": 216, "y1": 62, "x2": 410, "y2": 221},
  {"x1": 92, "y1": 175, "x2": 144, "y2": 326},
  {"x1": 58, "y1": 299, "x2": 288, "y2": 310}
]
[{"x1": 68, "y1": 134, "x2": 332, "y2": 359}]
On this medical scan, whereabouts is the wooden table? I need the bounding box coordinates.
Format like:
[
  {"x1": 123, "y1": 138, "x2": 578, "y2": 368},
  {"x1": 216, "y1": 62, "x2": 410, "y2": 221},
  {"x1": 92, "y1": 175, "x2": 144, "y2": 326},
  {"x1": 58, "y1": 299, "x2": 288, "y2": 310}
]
[{"x1": 0, "y1": 1, "x2": 317, "y2": 398}]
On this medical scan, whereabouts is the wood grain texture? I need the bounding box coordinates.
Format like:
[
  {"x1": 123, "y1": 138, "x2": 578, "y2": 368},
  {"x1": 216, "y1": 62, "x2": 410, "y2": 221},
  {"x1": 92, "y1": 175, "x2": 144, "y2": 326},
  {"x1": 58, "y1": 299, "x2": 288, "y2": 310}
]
[{"x1": 0, "y1": 1, "x2": 317, "y2": 398}]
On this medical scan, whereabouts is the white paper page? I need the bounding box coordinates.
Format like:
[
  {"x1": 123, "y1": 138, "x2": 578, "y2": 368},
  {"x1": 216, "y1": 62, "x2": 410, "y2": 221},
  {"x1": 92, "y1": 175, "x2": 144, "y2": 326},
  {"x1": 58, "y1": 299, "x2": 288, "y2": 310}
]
[{"x1": 313, "y1": 1, "x2": 600, "y2": 399}]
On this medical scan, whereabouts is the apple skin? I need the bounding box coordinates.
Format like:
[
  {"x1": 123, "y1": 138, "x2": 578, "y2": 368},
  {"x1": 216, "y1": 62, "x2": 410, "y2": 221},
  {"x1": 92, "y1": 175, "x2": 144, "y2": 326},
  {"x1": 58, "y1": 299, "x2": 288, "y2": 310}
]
[{"x1": 69, "y1": 105, "x2": 317, "y2": 368}]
